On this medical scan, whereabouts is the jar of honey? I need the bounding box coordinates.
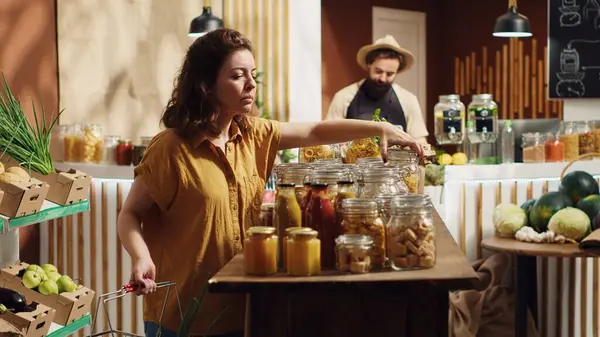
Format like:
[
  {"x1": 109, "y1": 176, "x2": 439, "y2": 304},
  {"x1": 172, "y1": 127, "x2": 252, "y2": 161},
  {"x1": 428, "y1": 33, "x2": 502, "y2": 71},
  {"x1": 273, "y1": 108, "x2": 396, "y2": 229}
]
[
  {"x1": 243, "y1": 226, "x2": 278, "y2": 276},
  {"x1": 282, "y1": 227, "x2": 311, "y2": 272},
  {"x1": 286, "y1": 228, "x2": 321, "y2": 276}
]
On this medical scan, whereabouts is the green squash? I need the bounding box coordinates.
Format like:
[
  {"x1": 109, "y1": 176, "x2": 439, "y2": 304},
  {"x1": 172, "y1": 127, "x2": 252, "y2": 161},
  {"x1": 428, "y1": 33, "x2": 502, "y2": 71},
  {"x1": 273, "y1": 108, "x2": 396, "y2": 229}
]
[
  {"x1": 559, "y1": 171, "x2": 599, "y2": 204},
  {"x1": 576, "y1": 194, "x2": 600, "y2": 222},
  {"x1": 520, "y1": 199, "x2": 536, "y2": 216},
  {"x1": 529, "y1": 192, "x2": 573, "y2": 233}
]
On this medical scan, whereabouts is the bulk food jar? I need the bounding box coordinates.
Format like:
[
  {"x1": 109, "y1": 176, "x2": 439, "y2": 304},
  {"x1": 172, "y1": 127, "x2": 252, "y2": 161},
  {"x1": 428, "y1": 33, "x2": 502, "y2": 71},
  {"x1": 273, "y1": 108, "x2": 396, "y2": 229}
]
[
  {"x1": 281, "y1": 166, "x2": 313, "y2": 203},
  {"x1": 467, "y1": 94, "x2": 498, "y2": 144},
  {"x1": 63, "y1": 124, "x2": 85, "y2": 162},
  {"x1": 434, "y1": 94, "x2": 466, "y2": 145},
  {"x1": 559, "y1": 121, "x2": 579, "y2": 161},
  {"x1": 243, "y1": 226, "x2": 278, "y2": 276},
  {"x1": 345, "y1": 138, "x2": 381, "y2": 164},
  {"x1": 335, "y1": 234, "x2": 374, "y2": 274},
  {"x1": 273, "y1": 183, "x2": 302, "y2": 267},
  {"x1": 305, "y1": 183, "x2": 337, "y2": 269},
  {"x1": 282, "y1": 227, "x2": 310, "y2": 272},
  {"x1": 357, "y1": 166, "x2": 408, "y2": 198},
  {"x1": 521, "y1": 133, "x2": 545, "y2": 163},
  {"x1": 259, "y1": 203, "x2": 275, "y2": 227},
  {"x1": 286, "y1": 228, "x2": 321, "y2": 276},
  {"x1": 83, "y1": 124, "x2": 104, "y2": 163},
  {"x1": 386, "y1": 147, "x2": 420, "y2": 193},
  {"x1": 376, "y1": 194, "x2": 432, "y2": 224},
  {"x1": 339, "y1": 198, "x2": 386, "y2": 268},
  {"x1": 387, "y1": 196, "x2": 435, "y2": 270},
  {"x1": 299, "y1": 144, "x2": 340, "y2": 163},
  {"x1": 577, "y1": 121, "x2": 595, "y2": 156}
]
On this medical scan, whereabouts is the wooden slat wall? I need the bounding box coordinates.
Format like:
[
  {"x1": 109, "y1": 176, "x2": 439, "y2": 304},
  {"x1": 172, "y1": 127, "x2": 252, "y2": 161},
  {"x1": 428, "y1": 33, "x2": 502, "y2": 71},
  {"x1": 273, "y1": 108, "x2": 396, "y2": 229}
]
[{"x1": 453, "y1": 38, "x2": 563, "y2": 120}]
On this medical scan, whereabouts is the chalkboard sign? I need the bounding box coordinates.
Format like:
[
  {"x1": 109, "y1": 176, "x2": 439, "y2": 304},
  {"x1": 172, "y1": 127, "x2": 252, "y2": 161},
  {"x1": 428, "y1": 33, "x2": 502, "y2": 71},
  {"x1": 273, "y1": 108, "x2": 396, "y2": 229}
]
[{"x1": 548, "y1": 0, "x2": 600, "y2": 98}]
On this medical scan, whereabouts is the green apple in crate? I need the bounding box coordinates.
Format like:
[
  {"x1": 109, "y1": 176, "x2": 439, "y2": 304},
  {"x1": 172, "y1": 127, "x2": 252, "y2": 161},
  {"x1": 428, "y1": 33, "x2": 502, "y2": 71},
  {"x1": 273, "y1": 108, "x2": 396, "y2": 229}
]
[
  {"x1": 56, "y1": 275, "x2": 78, "y2": 293},
  {"x1": 47, "y1": 271, "x2": 61, "y2": 282},
  {"x1": 25, "y1": 264, "x2": 48, "y2": 281},
  {"x1": 21, "y1": 271, "x2": 42, "y2": 289},
  {"x1": 42, "y1": 264, "x2": 58, "y2": 275},
  {"x1": 38, "y1": 280, "x2": 59, "y2": 295}
]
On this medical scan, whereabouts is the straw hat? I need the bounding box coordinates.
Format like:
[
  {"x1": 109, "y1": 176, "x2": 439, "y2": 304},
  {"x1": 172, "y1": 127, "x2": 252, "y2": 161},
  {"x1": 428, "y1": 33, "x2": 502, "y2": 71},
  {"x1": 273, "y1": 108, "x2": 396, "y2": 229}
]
[{"x1": 356, "y1": 35, "x2": 414, "y2": 73}]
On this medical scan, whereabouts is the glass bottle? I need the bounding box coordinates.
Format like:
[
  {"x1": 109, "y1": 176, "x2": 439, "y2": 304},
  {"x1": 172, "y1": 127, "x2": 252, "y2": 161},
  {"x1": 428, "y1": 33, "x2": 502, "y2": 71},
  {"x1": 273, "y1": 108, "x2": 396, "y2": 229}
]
[
  {"x1": 434, "y1": 94, "x2": 466, "y2": 145},
  {"x1": 521, "y1": 133, "x2": 546, "y2": 163},
  {"x1": 286, "y1": 229, "x2": 321, "y2": 276},
  {"x1": 500, "y1": 120, "x2": 514, "y2": 163},
  {"x1": 243, "y1": 226, "x2": 278, "y2": 276},
  {"x1": 273, "y1": 183, "x2": 302, "y2": 268},
  {"x1": 83, "y1": 124, "x2": 104, "y2": 163},
  {"x1": 386, "y1": 147, "x2": 420, "y2": 194},
  {"x1": 465, "y1": 120, "x2": 477, "y2": 164},
  {"x1": 339, "y1": 198, "x2": 386, "y2": 268},
  {"x1": 281, "y1": 166, "x2": 313, "y2": 204},
  {"x1": 386, "y1": 196, "x2": 435, "y2": 270},
  {"x1": 335, "y1": 234, "x2": 374, "y2": 274},
  {"x1": 305, "y1": 183, "x2": 337, "y2": 269},
  {"x1": 467, "y1": 94, "x2": 499, "y2": 144},
  {"x1": 577, "y1": 121, "x2": 595, "y2": 157},
  {"x1": 544, "y1": 133, "x2": 565, "y2": 162},
  {"x1": 559, "y1": 121, "x2": 579, "y2": 162}
]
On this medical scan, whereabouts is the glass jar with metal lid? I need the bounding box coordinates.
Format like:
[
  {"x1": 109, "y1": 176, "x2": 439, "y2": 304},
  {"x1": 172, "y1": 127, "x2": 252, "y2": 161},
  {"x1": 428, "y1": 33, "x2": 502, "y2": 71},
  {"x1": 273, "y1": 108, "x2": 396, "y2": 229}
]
[
  {"x1": 386, "y1": 196, "x2": 435, "y2": 270},
  {"x1": 345, "y1": 138, "x2": 381, "y2": 164},
  {"x1": 83, "y1": 124, "x2": 104, "y2": 163},
  {"x1": 522, "y1": 132, "x2": 545, "y2": 163},
  {"x1": 339, "y1": 198, "x2": 386, "y2": 268},
  {"x1": 259, "y1": 203, "x2": 275, "y2": 227},
  {"x1": 434, "y1": 94, "x2": 466, "y2": 145},
  {"x1": 282, "y1": 227, "x2": 311, "y2": 272},
  {"x1": 243, "y1": 226, "x2": 278, "y2": 276},
  {"x1": 306, "y1": 168, "x2": 349, "y2": 200},
  {"x1": 299, "y1": 144, "x2": 340, "y2": 163},
  {"x1": 357, "y1": 166, "x2": 408, "y2": 198},
  {"x1": 376, "y1": 194, "x2": 431, "y2": 224},
  {"x1": 335, "y1": 234, "x2": 374, "y2": 274},
  {"x1": 467, "y1": 94, "x2": 498, "y2": 144},
  {"x1": 386, "y1": 147, "x2": 420, "y2": 194},
  {"x1": 281, "y1": 165, "x2": 313, "y2": 203},
  {"x1": 287, "y1": 228, "x2": 321, "y2": 276}
]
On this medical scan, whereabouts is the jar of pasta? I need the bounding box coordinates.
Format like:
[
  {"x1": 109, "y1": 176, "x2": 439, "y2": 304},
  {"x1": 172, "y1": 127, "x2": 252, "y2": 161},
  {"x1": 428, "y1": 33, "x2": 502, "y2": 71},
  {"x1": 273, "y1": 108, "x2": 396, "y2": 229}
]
[
  {"x1": 544, "y1": 133, "x2": 565, "y2": 162},
  {"x1": 357, "y1": 167, "x2": 408, "y2": 198},
  {"x1": 299, "y1": 144, "x2": 340, "y2": 163},
  {"x1": 59, "y1": 124, "x2": 72, "y2": 162},
  {"x1": 259, "y1": 203, "x2": 275, "y2": 227},
  {"x1": 335, "y1": 234, "x2": 374, "y2": 274},
  {"x1": 577, "y1": 121, "x2": 595, "y2": 157},
  {"x1": 65, "y1": 124, "x2": 85, "y2": 162},
  {"x1": 282, "y1": 227, "x2": 310, "y2": 272},
  {"x1": 522, "y1": 133, "x2": 545, "y2": 163},
  {"x1": 386, "y1": 147, "x2": 420, "y2": 193},
  {"x1": 560, "y1": 121, "x2": 579, "y2": 161},
  {"x1": 287, "y1": 228, "x2": 321, "y2": 276},
  {"x1": 386, "y1": 196, "x2": 435, "y2": 270},
  {"x1": 243, "y1": 226, "x2": 278, "y2": 276},
  {"x1": 83, "y1": 124, "x2": 104, "y2": 163},
  {"x1": 345, "y1": 138, "x2": 381, "y2": 164},
  {"x1": 339, "y1": 198, "x2": 386, "y2": 268},
  {"x1": 594, "y1": 120, "x2": 600, "y2": 153},
  {"x1": 273, "y1": 183, "x2": 302, "y2": 267},
  {"x1": 305, "y1": 183, "x2": 337, "y2": 269}
]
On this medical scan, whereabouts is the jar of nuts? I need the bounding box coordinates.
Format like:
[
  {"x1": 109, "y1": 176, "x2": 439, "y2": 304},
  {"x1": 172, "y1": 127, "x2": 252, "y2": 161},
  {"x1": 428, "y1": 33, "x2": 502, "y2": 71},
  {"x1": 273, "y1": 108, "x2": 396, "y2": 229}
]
[
  {"x1": 339, "y1": 198, "x2": 386, "y2": 268},
  {"x1": 357, "y1": 167, "x2": 408, "y2": 198},
  {"x1": 386, "y1": 147, "x2": 420, "y2": 194},
  {"x1": 386, "y1": 196, "x2": 435, "y2": 270},
  {"x1": 335, "y1": 234, "x2": 374, "y2": 274}
]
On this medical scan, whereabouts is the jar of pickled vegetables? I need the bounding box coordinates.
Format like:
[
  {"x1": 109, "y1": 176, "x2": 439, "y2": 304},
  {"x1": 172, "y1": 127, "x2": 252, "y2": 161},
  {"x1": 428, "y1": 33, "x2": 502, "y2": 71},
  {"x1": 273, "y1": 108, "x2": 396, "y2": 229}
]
[
  {"x1": 357, "y1": 167, "x2": 408, "y2": 198},
  {"x1": 386, "y1": 147, "x2": 420, "y2": 193},
  {"x1": 305, "y1": 183, "x2": 337, "y2": 269},
  {"x1": 259, "y1": 203, "x2": 275, "y2": 227},
  {"x1": 273, "y1": 183, "x2": 302, "y2": 267},
  {"x1": 345, "y1": 138, "x2": 381, "y2": 164},
  {"x1": 544, "y1": 133, "x2": 565, "y2": 162},
  {"x1": 282, "y1": 227, "x2": 310, "y2": 272},
  {"x1": 577, "y1": 121, "x2": 595, "y2": 157},
  {"x1": 335, "y1": 234, "x2": 374, "y2": 274},
  {"x1": 281, "y1": 166, "x2": 313, "y2": 204},
  {"x1": 308, "y1": 168, "x2": 348, "y2": 200},
  {"x1": 287, "y1": 228, "x2": 321, "y2": 276},
  {"x1": 339, "y1": 198, "x2": 386, "y2": 268},
  {"x1": 116, "y1": 139, "x2": 133, "y2": 166},
  {"x1": 560, "y1": 121, "x2": 579, "y2": 161},
  {"x1": 386, "y1": 196, "x2": 435, "y2": 270},
  {"x1": 243, "y1": 226, "x2": 278, "y2": 276},
  {"x1": 334, "y1": 181, "x2": 356, "y2": 211},
  {"x1": 83, "y1": 124, "x2": 104, "y2": 163}
]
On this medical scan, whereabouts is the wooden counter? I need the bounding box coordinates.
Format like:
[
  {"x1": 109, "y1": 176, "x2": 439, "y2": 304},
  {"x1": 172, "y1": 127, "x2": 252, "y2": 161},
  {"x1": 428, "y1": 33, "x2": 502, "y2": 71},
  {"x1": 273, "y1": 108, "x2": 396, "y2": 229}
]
[{"x1": 209, "y1": 211, "x2": 477, "y2": 337}]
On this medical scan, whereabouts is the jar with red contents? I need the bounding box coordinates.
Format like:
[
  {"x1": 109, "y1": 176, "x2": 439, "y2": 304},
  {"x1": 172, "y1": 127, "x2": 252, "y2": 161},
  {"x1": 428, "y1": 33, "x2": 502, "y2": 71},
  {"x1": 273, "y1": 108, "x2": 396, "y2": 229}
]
[
  {"x1": 116, "y1": 139, "x2": 133, "y2": 166},
  {"x1": 305, "y1": 183, "x2": 337, "y2": 269}
]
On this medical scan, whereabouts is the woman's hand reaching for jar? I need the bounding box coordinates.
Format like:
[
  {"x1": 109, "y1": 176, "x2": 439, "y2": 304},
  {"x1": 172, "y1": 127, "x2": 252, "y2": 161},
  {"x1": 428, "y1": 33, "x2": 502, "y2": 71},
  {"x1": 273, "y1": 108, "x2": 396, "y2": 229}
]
[
  {"x1": 378, "y1": 123, "x2": 424, "y2": 162},
  {"x1": 130, "y1": 256, "x2": 157, "y2": 295}
]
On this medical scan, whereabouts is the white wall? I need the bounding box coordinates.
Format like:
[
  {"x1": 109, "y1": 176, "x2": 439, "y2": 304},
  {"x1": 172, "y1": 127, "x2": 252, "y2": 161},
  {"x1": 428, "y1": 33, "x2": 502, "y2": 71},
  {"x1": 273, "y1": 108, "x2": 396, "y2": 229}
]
[{"x1": 562, "y1": 99, "x2": 600, "y2": 121}]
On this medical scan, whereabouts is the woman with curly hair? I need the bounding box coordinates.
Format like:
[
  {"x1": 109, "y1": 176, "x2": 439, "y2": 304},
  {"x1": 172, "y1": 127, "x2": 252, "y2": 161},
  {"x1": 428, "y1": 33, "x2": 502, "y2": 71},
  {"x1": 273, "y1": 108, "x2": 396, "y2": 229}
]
[{"x1": 117, "y1": 28, "x2": 423, "y2": 337}]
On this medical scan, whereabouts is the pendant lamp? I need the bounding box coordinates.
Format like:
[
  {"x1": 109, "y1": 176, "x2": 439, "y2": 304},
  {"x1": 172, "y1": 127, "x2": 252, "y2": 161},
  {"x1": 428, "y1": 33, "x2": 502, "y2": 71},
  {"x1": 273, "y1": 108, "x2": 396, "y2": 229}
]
[
  {"x1": 189, "y1": 0, "x2": 224, "y2": 38},
  {"x1": 493, "y1": 0, "x2": 532, "y2": 38}
]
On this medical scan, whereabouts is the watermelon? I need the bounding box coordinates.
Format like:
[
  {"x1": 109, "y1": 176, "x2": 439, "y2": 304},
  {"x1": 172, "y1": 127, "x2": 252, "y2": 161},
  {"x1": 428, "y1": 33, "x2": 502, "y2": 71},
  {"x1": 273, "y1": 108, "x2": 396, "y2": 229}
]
[
  {"x1": 559, "y1": 171, "x2": 599, "y2": 204},
  {"x1": 529, "y1": 191, "x2": 573, "y2": 232},
  {"x1": 520, "y1": 199, "x2": 536, "y2": 216},
  {"x1": 576, "y1": 194, "x2": 600, "y2": 222}
]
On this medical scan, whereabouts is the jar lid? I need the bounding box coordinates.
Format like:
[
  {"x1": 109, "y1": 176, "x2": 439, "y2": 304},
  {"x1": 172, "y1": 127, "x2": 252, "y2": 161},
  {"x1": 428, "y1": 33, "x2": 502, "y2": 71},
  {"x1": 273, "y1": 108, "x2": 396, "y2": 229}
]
[
  {"x1": 310, "y1": 182, "x2": 329, "y2": 188},
  {"x1": 119, "y1": 139, "x2": 133, "y2": 144},
  {"x1": 284, "y1": 226, "x2": 307, "y2": 235},
  {"x1": 335, "y1": 234, "x2": 373, "y2": 246},
  {"x1": 260, "y1": 203, "x2": 274, "y2": 211},
  {"x1": 290, "y1": 228, "x2": 318, "y2": 239},
  {"x1": 277, "y1": 183, "x2": 295, "y2": 188},
  {"x1": 341, "y1": 198, "x2": 378, "y2": 212},
  {"x1": 337, "y1": 180, "x2": 355, "y2": 185},
  {"x1": 247, "y1": 226, "x2": 276, "y2": 236},
  {"x1": 447, "y1": 94, "x2": 460, "y2": 100}
]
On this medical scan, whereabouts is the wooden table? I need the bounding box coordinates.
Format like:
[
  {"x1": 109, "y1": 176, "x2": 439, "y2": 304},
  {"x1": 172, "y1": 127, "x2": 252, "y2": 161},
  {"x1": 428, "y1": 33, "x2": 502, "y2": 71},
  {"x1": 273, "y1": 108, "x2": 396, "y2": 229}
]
[
  {"x1": 481, "y1": 236, "x2": 595, "y2": 337},
  {"x1": 209, "y1": 211, "x2": 478, "y2": 337}
]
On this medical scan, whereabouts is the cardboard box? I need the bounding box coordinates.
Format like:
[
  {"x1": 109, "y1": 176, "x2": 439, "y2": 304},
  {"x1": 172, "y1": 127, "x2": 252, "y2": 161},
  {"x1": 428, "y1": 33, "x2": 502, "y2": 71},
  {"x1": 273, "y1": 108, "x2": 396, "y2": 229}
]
[
  {"x1": 30, "y1": 169, "x2": 92, "y2": 206},
  {"x1": 0, "y1": 179, "x2": 49, "y2": 218},
  {"x1": 0, "y1": 302, "x2": 56, "y2": 337},
  {"x1": 0, "y1": 263, "x2": 95, "y2": 326}
]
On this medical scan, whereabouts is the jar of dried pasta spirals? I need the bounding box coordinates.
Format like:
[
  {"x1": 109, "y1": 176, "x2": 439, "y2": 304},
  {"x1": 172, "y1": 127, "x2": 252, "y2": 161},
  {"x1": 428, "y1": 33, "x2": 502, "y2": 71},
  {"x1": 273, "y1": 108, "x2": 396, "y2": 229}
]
[
  {"x1": 344, "y1": 138, "x2": 381, "y2": 164},
  {"x1": 299, "y1": 144, "x2": 340, "y2": 163},
  {"x1": 385, "y1": 147, "x2": 420, "y2": 193}
]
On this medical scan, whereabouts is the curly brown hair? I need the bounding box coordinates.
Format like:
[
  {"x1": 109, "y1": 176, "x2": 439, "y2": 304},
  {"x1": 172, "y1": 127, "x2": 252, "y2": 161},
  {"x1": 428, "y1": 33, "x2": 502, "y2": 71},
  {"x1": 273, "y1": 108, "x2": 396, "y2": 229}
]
[{"x1": 161, "y1": 28, "x2": 256, "y2": 139}]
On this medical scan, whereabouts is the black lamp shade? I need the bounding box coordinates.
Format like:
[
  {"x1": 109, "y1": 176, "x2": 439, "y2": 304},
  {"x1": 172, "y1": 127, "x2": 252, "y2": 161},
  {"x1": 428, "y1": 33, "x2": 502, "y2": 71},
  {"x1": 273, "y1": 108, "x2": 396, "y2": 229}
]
[
  {"x1": 189, "y1": 6, "x2": 224, "y2": 38},
  {"x1": 493, "y1": 5, "x2": 532, "y2": 38}
]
